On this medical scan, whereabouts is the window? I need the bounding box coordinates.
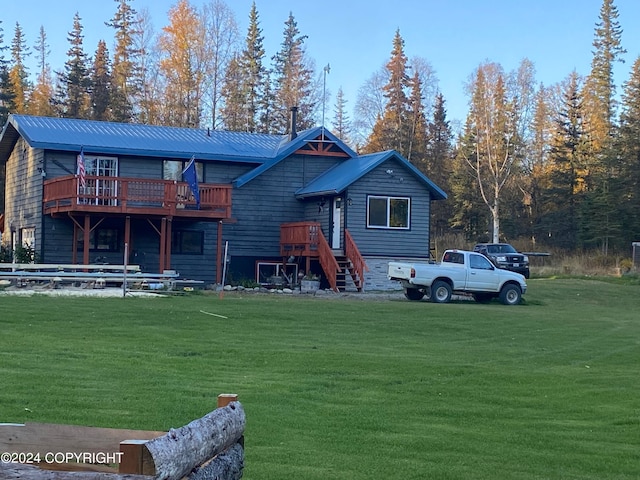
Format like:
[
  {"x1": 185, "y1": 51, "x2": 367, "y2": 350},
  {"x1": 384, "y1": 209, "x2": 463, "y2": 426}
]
[
  {"x1": 172, "y1": 230, "x2": 204, "y2": 255},
  {"x1": 77, "y1": 228, "x2": 119, "y2": 252},
  {"x1": 82, "y1": 155, "x2": 118, "y2": 206},
  {"x1": 164, "y1": 160, "x2": 203, "y2": 182},
  {"x1": 470, "y1": 254, "x2": 493, "y2": 270},
  {"x1": 367, "y1": 196, "x2": 410, "y2": 229}
]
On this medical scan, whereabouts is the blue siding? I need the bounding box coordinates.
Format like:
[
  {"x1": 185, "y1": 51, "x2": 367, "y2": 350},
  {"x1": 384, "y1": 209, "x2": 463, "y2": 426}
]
[{"x1": 345, "y1": 158, "x2": 432, "y2": 258}]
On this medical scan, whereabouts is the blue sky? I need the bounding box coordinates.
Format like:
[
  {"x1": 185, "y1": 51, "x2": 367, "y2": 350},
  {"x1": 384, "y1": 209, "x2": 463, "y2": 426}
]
[{"x1": 3, "y1": 0, "x2": 640, "y2": 127}]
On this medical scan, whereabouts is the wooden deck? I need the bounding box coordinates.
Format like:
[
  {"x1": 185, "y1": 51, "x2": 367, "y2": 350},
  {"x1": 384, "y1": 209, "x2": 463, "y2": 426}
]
[{"x1": 43, "y1": 175, "x2": 232, "y2": 219}]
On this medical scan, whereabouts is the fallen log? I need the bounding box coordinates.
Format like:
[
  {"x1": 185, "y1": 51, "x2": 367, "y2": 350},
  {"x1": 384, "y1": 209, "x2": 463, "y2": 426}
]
[
  {"x1": 142, "y1": 402, "x2": 245, "y2": 480},
  {"x1": 187, "y1": 442, "x2": 244, "y2": 480}
]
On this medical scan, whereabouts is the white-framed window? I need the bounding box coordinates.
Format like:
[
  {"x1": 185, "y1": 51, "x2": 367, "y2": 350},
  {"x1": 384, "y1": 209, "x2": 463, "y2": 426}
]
[
  {"x1": 83, "y1": 155, "x2": 118, "y2": 206},
  {"x1": 367, "y1": 195, "x2": 410, "y2": 229}
]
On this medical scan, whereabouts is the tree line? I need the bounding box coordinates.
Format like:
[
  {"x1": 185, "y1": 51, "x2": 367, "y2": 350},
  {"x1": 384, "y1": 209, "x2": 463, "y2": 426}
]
[{"x1": 1, "y1": 0, "x2": 638, "y2": 256}]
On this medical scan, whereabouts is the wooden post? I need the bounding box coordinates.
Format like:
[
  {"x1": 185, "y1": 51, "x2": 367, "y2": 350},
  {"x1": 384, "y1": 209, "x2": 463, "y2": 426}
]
[
  {"x1": 83, "y1": 215, "x2": 91, "y2": 266},
  {"x1": 124, "y1": 216, "x2": 131, "y2": 254},
  {"x1": 119, "y1": 439, "x2": 154, "y2": 475},
  {"x1": 165, "y1": 218, "x2": 172, "y2": 270},
  {"x1": 217, "y1": 394, "x2": 238, "y2": 408},
  {"x1": 159, "y1": 218, "x2": 166, "y2": 273},
  {"x1": 216, "y1": 221, "x2": 223, "y2": 284}
]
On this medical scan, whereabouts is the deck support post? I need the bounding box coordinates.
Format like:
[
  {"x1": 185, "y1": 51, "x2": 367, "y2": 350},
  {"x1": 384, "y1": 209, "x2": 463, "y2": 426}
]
[
  {"x1": 83, "y1": 215, "x2": 91, "y2": 265},
  {"x1": 159, "y1": 218, "x2": 166, "y2": 272},
  {"x1": 216, "y1": 221, "x2": 223, "y2": 285}
]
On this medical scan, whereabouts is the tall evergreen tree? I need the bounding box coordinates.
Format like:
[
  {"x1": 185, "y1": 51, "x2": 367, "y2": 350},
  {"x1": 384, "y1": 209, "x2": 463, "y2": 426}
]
[
  {"x1": 90, "y1": 40, "x2": 112, "y2": 120},
  {"x1": 615, "y1": 56, "x2": 640, "y2": 245},
  {"x1": 331, "y1": 87, "x2": 352, "y2": 144},
  {"x1": 220, "y1": 54, "x2": 245, "y2": 131},
  {"x1": 271, "y1": 12, "x2": 316, "y2": 133},
  {"x1": 222, "y1": 1, "x2": 266, "y2": 132},
  {"x1": 364, "y1": 30, "x2": 411, "y2": 155},
  {"x1": 56, "y1": 12, "x2": 91, "y2": 119},
  {"x1": 541, "y1": 72, "x2": 588, "y2": 250},
  {"x1": 106, "y1": 0, "x2": 141, "y2": 122},
  {"x1": 8, "y1": 22, "x2": 30, "y2": 114},
  {"x1": 0, "y1": 21, "x2": 6, "y2": 214},
  {"x1": 526, "y1": 83, "x2": 553, "y2": 245},
  {"x1": 579, "y1": 0, "x2": 626, "y2": 253},
  {"x1": 582, "y1": 0, "x2": 626, "y2": 155},
  {"x1": 451, "y1": 120, "x2": 489, "y2": 240},
  {"x1": 425, "y1": 93, "x2": 454, "y2": 236},
  {"x1": 406, "y1": 70, "x2": 428, "y2": 165},
  {"x1": 29, "y1": 26, "x2": 55, "y2": 116}
]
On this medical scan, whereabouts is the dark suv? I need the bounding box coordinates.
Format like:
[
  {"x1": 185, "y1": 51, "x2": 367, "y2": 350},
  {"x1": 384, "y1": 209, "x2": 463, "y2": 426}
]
[{"x1": 473, "y1": 243, "x2": 530, "y2": 278}]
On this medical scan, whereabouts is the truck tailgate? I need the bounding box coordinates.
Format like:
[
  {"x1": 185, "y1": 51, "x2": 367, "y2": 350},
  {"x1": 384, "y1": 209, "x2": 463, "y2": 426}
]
[{"x1": 388, "y1": 262, "x2": 414, "y2": 281}]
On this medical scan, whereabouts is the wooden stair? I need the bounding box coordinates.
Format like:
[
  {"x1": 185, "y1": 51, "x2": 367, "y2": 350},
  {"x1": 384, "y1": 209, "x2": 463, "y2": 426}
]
[{"x1": 334, "y1": 254, "x2": 364, "y2": 292}]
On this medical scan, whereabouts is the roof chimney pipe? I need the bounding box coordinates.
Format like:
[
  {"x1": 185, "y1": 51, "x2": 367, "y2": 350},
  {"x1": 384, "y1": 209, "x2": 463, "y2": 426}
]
[{"x1": 289, "y1": 106, "x2": 298, "y2": 140}]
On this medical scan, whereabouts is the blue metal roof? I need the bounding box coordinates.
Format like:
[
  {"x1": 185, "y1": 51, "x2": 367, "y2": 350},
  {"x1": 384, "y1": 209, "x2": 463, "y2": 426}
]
[
  {"x1": 1, "y1": 115, "x2": 286, "y2": 163},
  {"x1": 0, "y1": 115, "x2": 446, "y2": 200},
  {"x1": 295, "y1": 150, "x2": 447, "y2": 200}
]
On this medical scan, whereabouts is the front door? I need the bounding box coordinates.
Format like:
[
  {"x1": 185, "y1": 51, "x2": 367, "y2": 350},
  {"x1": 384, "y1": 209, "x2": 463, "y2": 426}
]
[{"x1": 331, "y1": 197, "x2": 342, "y2": 249}]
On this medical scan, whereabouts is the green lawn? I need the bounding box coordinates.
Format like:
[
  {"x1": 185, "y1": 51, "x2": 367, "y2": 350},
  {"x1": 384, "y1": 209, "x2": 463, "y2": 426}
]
[{"x1": 1, "y1": 278, "x2": 639, "y2": 479}]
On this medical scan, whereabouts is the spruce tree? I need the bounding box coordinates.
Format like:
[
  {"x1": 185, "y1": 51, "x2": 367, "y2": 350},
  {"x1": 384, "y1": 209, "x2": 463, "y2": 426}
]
[
  {"x1": 364, "y1": 30, "x2": 411, "y2": 154},
  {"x1": 0, "y1": 20, "x2": 14, "y2": 127},
  {"x1": 8, "y1": 22, "x2": 31, "y2": 114},
  {"x1": 542, "y1": 72, "x2": 588, "y2": 250},
  {"x1": 615, "y1": 56, "x2": 640, "y2": 245},
  {"x1": 406, "y1": 70, "x2": 428, "y2": 165},
  {"x1": 331, "y1": 87, "x2": 352, "y2": 144},
  {"x1": 271, "y1": 12, "x2": 316, "y2": 133},
  {"x1": 220, "y1": 54, "x2": 245, "y2": 130},
  {"x1": 425, "y1": 93, "x2": 454, "y2": 236},
  {"x1": 527, "y1": 84, "x2": 553, "y2": 245},
  {"x1": 57, "y1": 12, "x2": 91, "y2": 119},
  {"x1": 106, "y1": 0, "x2": 141, "y2": 122},
  {"x1": 91, "y1": 40, "x2": 112, "y2": 120},
  {"x1": 230, "y1": 1, "x2": 267, "y2": 132},
  {"x1": 30, "y1": 26, "x2": 55, "y2": 116},
  {"x1": 580, "y1": 0, "x2": 626, "y2": 253}
]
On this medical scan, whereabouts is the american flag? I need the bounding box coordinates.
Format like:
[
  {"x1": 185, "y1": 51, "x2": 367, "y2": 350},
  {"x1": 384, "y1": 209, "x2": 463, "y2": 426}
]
[{"x1": 77, "y1": 148, "x2": 86, "y2": 189}]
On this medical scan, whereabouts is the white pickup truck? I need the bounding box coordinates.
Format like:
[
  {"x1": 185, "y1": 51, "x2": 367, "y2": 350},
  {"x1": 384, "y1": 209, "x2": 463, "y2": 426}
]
[{"x1": 388, "y1": 249, "x2": 527, "y2": 305}]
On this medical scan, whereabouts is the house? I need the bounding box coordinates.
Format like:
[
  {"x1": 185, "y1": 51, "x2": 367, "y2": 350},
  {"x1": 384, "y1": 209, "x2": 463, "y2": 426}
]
[{"x1": 0, "y1": 111, "x2": 446, "y2": 291}]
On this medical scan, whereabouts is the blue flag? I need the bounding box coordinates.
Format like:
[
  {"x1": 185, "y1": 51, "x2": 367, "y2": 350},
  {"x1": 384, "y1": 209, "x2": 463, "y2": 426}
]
[{"x1": 182, "y1": 156, "x2": 200, "y2": 209}]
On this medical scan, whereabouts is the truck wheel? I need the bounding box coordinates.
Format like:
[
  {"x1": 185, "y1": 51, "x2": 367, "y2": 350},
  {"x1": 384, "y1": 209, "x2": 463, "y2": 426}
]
[
  {"x1": 430, "y1": 280, "x2": 452, "y2": 303},
  {"x1": 499, "y1": 284, "x2": 522, "y2": 305},
  {"x1": 404, "y1": 288, "x2": 425, "y2": 301}
]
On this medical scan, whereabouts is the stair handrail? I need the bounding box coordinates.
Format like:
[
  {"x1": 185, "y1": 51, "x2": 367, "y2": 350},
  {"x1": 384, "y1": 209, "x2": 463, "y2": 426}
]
[
  {"x1": 317, "y1": 229, "x2": 340, "y2": 292},
  {"x1": 345, "y1": 229, "x2": 368, "y2": 290}
]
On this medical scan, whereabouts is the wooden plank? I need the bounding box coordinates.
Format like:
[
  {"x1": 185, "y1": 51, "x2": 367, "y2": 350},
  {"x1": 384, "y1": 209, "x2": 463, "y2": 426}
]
[
  {"x1": 0, "y1": 264, "x2": 141, "y2": 272},
  {"x1": 0, "y1": 423, "x2": 165, "y2": 457}
]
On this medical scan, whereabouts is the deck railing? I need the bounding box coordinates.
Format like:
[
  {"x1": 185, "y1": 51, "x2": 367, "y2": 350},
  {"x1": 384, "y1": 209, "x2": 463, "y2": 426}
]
[
  {"x1": 43, "y1": 175, "x2": 232, "y2": 218},
  {"x1": 280, "y1": 221, "x2": 340, "y2": 292},
  {"x1": 280, "y1": 221, "x2": 320, "y2": 257}
]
